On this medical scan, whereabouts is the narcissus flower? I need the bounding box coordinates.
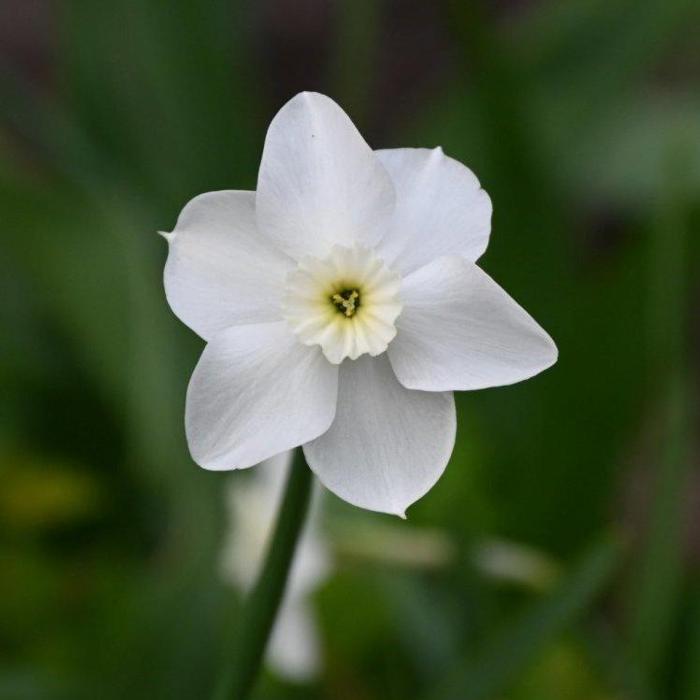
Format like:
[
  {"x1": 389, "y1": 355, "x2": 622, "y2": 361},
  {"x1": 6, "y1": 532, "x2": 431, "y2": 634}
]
[
  {"x1": 162, "y1": 92, "x2": 557, "y2": 516},
  {"x1": 220, "y1": 452, "x2": 329, "y2": 680}
]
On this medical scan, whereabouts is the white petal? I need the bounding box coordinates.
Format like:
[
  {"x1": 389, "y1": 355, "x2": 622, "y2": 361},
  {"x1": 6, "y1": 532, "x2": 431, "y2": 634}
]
[
  {"x1": 163, "y1": 190, "x2": 293, "y2": 340},
  {"x1": 256, "y1": 92, "x2": 395, "y2": 261},
  {"x1": 186, "y1": 322, "x2": 338, "y2": 469},
  {"x1": 375, "y1": 148, "x2": 492, "y2": 275},
  {"x1": 388, "y1": 257, "x2": 558, "y2": 392},
  {"x1": 268, "y1": 598, "x2": 322, "y2": 681},
  {"x1": 304, "y1": 355, "x2": 456, "y2": 516}
]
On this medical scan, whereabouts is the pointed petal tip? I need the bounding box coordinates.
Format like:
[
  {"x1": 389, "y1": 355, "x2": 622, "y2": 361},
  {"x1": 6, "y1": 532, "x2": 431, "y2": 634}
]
[
  {"x1": 543, "y1": 334, "x2": 559, "y2": 366},
  {"x1": 192, "y1": 446, "x2": 263, "y2": 472},
  {"x1": 157, "y1": 230, "x2": 175, "y2": 243},
  {"x1": 195, "y1": 459, "x2": 229, "y2": 472},
  {"x1": 294, "y1": 90, "x2": 327, "y2": 107},
  {"x1": 187, "y1": 447, "x2": 237, "y2": 472},
  {"x1": 527, "y1": 333, "x2": 561, "y2": 378}
]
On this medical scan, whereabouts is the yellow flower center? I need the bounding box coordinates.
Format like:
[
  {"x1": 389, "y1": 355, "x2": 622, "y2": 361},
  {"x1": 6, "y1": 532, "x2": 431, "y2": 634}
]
[{"x1": 283, "y1": 245, "x2": 403, "y2": 364}]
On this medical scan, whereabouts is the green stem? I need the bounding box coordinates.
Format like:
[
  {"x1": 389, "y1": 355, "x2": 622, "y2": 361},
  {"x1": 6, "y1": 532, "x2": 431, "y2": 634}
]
[{"x1": 214, "y1": 448, "x2": 313, "y2": 700}]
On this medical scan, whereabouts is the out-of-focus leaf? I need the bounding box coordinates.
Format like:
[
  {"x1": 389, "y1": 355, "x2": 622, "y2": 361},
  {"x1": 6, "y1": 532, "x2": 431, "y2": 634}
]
[
  {"x1": 564, "y1": 97, "x2": 700, "y2": 204},
  {"x1": 0, "y1": 177, "x2": 126, "y2": 400},
  {"x1": 428, "y1": 536, "x2": 619, "y2": 700},
  {"x1": 627, "y1": 156, "x2": 693, "y2": 678},
  {"x1": 427, "y1": 1, "x2": 700, "y2": 213},
  {"x1": 1, "y1": 175, "x2": 224, "y2": 696},
  {"x1": 509, "y1": 640, "x2": 618, "y2": 700},
  {"x1": 0, "y1": 668, "x2": 81, "y2": 700},
  {"x1": 0, "y1": 66, "x2": 107, "y2": 188},
  {"x1": 318, "y1": 570, "x2": 399, "y2": 696},
  {"x1": 330, "y1": 0, "x2": 380, "y2": 129},
  {"x1": 380, "y1": 572, "x2": 461, "y2": 680},
  {"x1": 514, "y1": 0, "x2": 698, "y2": 93},
  {"x1": 56, "y1": 0, "x2": 261, "y2": 204},
  {"x1": 471, "y1": 538, "x2": 561, "y2": 592},
  {"x1": 332, "y1": 520, "x2": 455, "y2": 570},
  {"x1": 581, "y1": 622, "x2": 654, "y2": 700},
  {"x1": 681, "y1": 588, "x2": 700, "y2": 700},
  {"x1": 628, "y1": 375, "x2": 691, "y2": 680}
]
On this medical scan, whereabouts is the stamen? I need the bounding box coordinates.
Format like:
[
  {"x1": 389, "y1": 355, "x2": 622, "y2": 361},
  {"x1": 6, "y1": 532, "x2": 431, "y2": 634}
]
[{"x1": 331, "y1": 289, "x2": 360, "y2": 317}]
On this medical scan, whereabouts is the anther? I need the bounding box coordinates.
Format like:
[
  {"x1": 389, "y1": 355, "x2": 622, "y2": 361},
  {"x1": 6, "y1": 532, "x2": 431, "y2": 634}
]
[{"x1": 331, "y1": 289, "x2": 360, "y2": 317}]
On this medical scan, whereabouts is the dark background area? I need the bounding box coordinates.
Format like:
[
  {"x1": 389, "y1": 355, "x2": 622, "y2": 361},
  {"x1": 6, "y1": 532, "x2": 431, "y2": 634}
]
[{"x1": 1, "y1": 1, "x2": 699, "y2": 698}]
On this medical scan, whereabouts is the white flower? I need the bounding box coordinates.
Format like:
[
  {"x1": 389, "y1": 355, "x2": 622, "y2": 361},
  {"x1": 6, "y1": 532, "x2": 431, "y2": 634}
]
[
  {"x1": 220, "y1": 451, "x2": 330, "y2": 681},
  {"x1": 163, "y1": 92, "x2": 557, "y2": 516}
]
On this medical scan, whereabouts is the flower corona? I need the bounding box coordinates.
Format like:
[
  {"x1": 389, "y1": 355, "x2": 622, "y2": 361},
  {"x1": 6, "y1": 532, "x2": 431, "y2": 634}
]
[{"x1": 283, "y1": 245, "x2": 402, "y2": 363}]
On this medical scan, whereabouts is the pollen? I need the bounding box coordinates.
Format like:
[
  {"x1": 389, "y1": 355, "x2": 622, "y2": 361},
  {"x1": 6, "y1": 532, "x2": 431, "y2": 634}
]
[{"x1": 331, "y1": 289, "x2": 360, "y2": 317}]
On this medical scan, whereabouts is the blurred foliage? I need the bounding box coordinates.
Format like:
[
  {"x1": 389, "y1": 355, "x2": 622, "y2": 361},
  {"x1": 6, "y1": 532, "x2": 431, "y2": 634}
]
[{"x1": 0, "y1": 1, "x2": 698, "y2": 699}]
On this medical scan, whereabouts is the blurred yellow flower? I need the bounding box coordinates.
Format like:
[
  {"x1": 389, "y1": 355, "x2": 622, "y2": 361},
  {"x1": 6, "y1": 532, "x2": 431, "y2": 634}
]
[{"x1": 0, "y1": 455, "x2": 99, "y2": 530}]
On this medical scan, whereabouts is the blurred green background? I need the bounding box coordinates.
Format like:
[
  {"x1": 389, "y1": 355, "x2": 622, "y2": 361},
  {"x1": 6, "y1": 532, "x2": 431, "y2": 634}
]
[{"x1": 1, "y1": 1, "x2": 699, "y2": 698}]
